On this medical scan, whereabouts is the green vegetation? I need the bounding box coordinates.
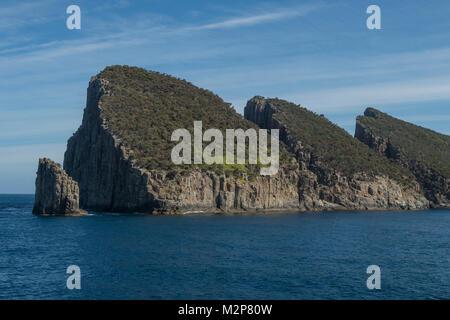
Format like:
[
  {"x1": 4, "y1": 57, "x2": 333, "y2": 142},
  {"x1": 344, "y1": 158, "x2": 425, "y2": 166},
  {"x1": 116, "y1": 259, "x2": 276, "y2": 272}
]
[
  {"x1": 260, "y1": 98, "x2": 417, "y2": 186},
  {"x1": 93, "y1": 66, "x2": 433, "y2": 189},
  {"x1": 357, "y1": 107, "x2": 450, "y2": 178},
  {"x1": 97, "y1": 66, "x2": 292, "y2": 178}
]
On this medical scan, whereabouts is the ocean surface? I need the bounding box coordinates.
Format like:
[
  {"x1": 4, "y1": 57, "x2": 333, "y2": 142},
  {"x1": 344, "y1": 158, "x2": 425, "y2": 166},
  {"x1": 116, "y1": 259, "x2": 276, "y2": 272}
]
[{"x1": 0, "y1": 194, "x2": 449, "y2": 300}]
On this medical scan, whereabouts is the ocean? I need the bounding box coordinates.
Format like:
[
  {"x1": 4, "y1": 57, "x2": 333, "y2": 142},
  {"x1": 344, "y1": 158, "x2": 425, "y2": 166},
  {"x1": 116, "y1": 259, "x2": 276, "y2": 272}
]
[{"x1": 0, "y1": 194, "x2": 449, "y2": 299}]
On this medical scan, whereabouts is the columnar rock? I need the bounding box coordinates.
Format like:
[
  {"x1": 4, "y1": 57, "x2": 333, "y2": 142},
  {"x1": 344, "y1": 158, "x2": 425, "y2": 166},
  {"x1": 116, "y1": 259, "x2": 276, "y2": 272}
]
[
  {"x1": 355, "y1": 107, "x2": 450, "y2": 208},
  {"x1": 33, "y1": 158, "x2": 85, "y2": 215},
  {"x1": 244, "y1": 96, "x2": 430, "y2": 211},
  {"x1": 63, "y1": 66, "x2": 301, "y2": 213},
  {"x1": 36, "y1": 65, "x2": 437, "y2": 214}
]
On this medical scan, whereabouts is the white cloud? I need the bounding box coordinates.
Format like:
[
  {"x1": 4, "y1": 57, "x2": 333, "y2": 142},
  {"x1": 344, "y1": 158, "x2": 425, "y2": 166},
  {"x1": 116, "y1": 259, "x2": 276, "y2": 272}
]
[
  {"x1": 193, "y1": 7, "x2": 316, "y2": 30},
  {"x1": 0, "y1": 0, "x2": 58, "y2": 29},
  {"x1": 285, "y1": 76, "x2": 450, "y2": 114},
  {"x1": 0, "y1": 3, "x2": 326, "y2": 68},
  {"x1": 401, "y1": 114, "x2": 450, "y2": 123}
]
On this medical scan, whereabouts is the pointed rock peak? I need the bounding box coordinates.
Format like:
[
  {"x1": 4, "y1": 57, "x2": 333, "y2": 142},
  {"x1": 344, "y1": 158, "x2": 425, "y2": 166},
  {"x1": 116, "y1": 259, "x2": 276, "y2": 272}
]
[
  {"x1": 248, "y1": 95, "x2": 266, "y2": 103},
  {"x1": 363, "y1": 107, "x2": 384, "y2": 118},
  {"x1": 33, "y1": 158, "x2": 86, "y2": 216}
]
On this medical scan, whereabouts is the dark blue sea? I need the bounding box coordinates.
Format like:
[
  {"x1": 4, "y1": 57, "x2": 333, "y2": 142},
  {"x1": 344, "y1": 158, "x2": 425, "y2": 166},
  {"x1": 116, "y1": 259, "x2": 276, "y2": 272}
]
[{"x1": 0, "y1": 194, "x2": 449, "y2": 300}]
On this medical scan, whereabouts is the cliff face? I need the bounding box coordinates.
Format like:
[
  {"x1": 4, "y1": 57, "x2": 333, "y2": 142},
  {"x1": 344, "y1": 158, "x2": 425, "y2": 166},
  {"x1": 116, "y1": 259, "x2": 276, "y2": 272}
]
[
  {"x1": 244, "y1": 97, "x2": 429, "y2": 211},
  {"x1": 33, "y1": 158, "x2": 85, "y2": 215},
  {"x1": 354, "y1": 122, "x2": 399, "y2": 158},
  {"x1": 355, "y1": 108, "x2": 450, "y2": 208},
  {"x1": 63, "y1": 72, "x2": 300, "y2": 213},
  {"x1": 41, "y1": 66, "x2": 436, "y2": 214},
  {"x1": 64, "y1": 77, "x2": 157, "y2": 212}
]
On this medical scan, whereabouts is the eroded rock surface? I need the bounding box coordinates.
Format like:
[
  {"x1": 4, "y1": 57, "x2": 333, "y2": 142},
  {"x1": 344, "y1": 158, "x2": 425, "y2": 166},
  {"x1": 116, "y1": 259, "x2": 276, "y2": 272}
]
[
  {"x1": 37, "y1": 66, "x2": 440, "y2": 214},
  {"x1": 33, "y1": 158, "x2": 85, "y2": 215},
  {"x1": 244, "y1": 97, "x2": 429, "y2": 211},
  {"x1": 355, "y1": 108, "x2": 449, "y2": 208}
]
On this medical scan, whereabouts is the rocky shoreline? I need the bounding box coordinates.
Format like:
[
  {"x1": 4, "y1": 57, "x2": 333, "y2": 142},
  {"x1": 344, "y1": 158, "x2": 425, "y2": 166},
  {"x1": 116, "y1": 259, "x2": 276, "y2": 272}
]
[{"x1": 33, "y1": 66, "x2": 448, "y2": 215}]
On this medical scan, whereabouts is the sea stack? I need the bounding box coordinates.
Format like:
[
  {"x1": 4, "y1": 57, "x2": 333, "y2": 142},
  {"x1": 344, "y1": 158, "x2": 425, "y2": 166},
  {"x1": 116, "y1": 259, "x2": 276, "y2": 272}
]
[{"x1": 33, "y1": 158, "x2": 86, "y2": 215}]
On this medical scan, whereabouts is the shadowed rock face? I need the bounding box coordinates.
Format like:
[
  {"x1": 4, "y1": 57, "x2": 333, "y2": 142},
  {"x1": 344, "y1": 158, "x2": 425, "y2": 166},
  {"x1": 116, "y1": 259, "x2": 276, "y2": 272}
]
[
  {"x1": 355, "y1": 108, "x2": 450, "y2": 208},
  {"x1": 33, "y1": 158, "x2": 85, "y2": 215},
  {"x1": 63, "y1": 76, "x2": 157, "y2": 212}
]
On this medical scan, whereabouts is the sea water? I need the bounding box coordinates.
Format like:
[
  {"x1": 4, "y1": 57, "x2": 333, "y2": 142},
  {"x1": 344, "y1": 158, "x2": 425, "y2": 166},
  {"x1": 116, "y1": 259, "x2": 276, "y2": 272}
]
[{"x1": 0, "y1": 194, "x2": 449, "y2": 299}]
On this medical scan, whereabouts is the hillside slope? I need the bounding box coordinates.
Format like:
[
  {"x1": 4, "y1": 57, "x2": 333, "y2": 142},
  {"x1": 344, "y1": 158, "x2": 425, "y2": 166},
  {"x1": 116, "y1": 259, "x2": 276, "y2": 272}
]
[
  {"x1": 355, "y1": 108, "x2": 450, "y2": 207},
  {"x1": 95, "y1": 66, "x2": 277, "y2": 174},
  {"x1": 63, "y1": 66, "x2": 299, "y2": 213},
  {"x1": 245, "y1": 96, "x2": 428, "y2": 210}
]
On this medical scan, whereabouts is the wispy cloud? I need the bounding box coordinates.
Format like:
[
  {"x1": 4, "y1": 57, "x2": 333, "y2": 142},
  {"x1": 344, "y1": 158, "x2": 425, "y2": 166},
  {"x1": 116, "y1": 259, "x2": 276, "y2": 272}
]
[
  {"x1": 188, "y1": 45, "x2": 450, "y2": 92},
  {"x1": 401, "y1": 114, "x2": 450, "y2": 123},
  {"x1": 0, "y1": 4, "x2": 323, "y2": 67},
  {"x1": 0, "y1": 35, "x2": 147, "y2": 67},
  {"x1": 193, "y1": 5, "x2": 320, "y2": 30},
  {"x1": 0, "y1": 1, "x2": 331, "y2": 68},
  {"x1": 0, "y1": 0, "x2": 58, "y2": 30},
  {"x1": 287, "y1": 76, "x2": 450, "y2": 113}
]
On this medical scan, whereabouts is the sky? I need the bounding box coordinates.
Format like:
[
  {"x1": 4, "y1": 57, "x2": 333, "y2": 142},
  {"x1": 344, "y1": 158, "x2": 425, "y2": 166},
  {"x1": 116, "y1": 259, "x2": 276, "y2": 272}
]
[{"x1": 0, "y1": 0, "x2": 449, "y2": 193}]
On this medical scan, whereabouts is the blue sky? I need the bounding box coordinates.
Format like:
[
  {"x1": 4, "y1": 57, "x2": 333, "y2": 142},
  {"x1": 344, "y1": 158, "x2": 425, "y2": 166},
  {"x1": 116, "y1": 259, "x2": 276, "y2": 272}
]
[{"x1": 1, "y1": 0, "x2": 449, "y2": 193}]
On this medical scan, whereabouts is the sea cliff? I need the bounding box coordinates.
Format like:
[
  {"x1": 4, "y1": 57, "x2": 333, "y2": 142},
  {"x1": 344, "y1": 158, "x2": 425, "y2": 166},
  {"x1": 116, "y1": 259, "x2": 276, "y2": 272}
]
[
  {"x1": 33, "y1": 66, "x2": 449, "y2": 214},
  {"x1": 355, "y1": 107, "x2": 450, "y2": 208}
]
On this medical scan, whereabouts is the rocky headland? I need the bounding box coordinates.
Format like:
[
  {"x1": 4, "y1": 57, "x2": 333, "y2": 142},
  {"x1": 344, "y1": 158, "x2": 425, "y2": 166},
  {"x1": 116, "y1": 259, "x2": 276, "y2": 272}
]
[
  {"x1": 33, "y1": 66, "x2": 449, "y2": 215},
  {"x1": 355, "y1": 107, "x2": 450, "y2": 208}
]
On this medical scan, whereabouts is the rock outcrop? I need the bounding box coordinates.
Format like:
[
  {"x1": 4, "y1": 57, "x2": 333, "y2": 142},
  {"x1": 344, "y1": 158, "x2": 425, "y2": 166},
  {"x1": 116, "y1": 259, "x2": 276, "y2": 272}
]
[
  {"x1": 355, "y1": 108, "x2": 450, "y2": 208},
  {"x1": 63, "y1": 69, "x2": 301, "y2": 213},
  {"x1": 244, "y1": 97, "x2": 429, "y2": 211},
  {"x1": 33, "y1": 158, "x2": 85, "y2": 215},
  {"x1": 63, "y1": 76, "x2": 156, "y2": 212},
  {"x1": 34, "y1": 66, "x2": 445, "y2": 214}
]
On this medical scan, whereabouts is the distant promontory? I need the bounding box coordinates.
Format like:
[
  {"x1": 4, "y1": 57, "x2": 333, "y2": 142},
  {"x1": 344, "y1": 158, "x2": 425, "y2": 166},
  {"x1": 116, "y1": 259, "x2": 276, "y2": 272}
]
[{"x1": 33, "y1": 66, "x2": 449, "y2": 215}]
